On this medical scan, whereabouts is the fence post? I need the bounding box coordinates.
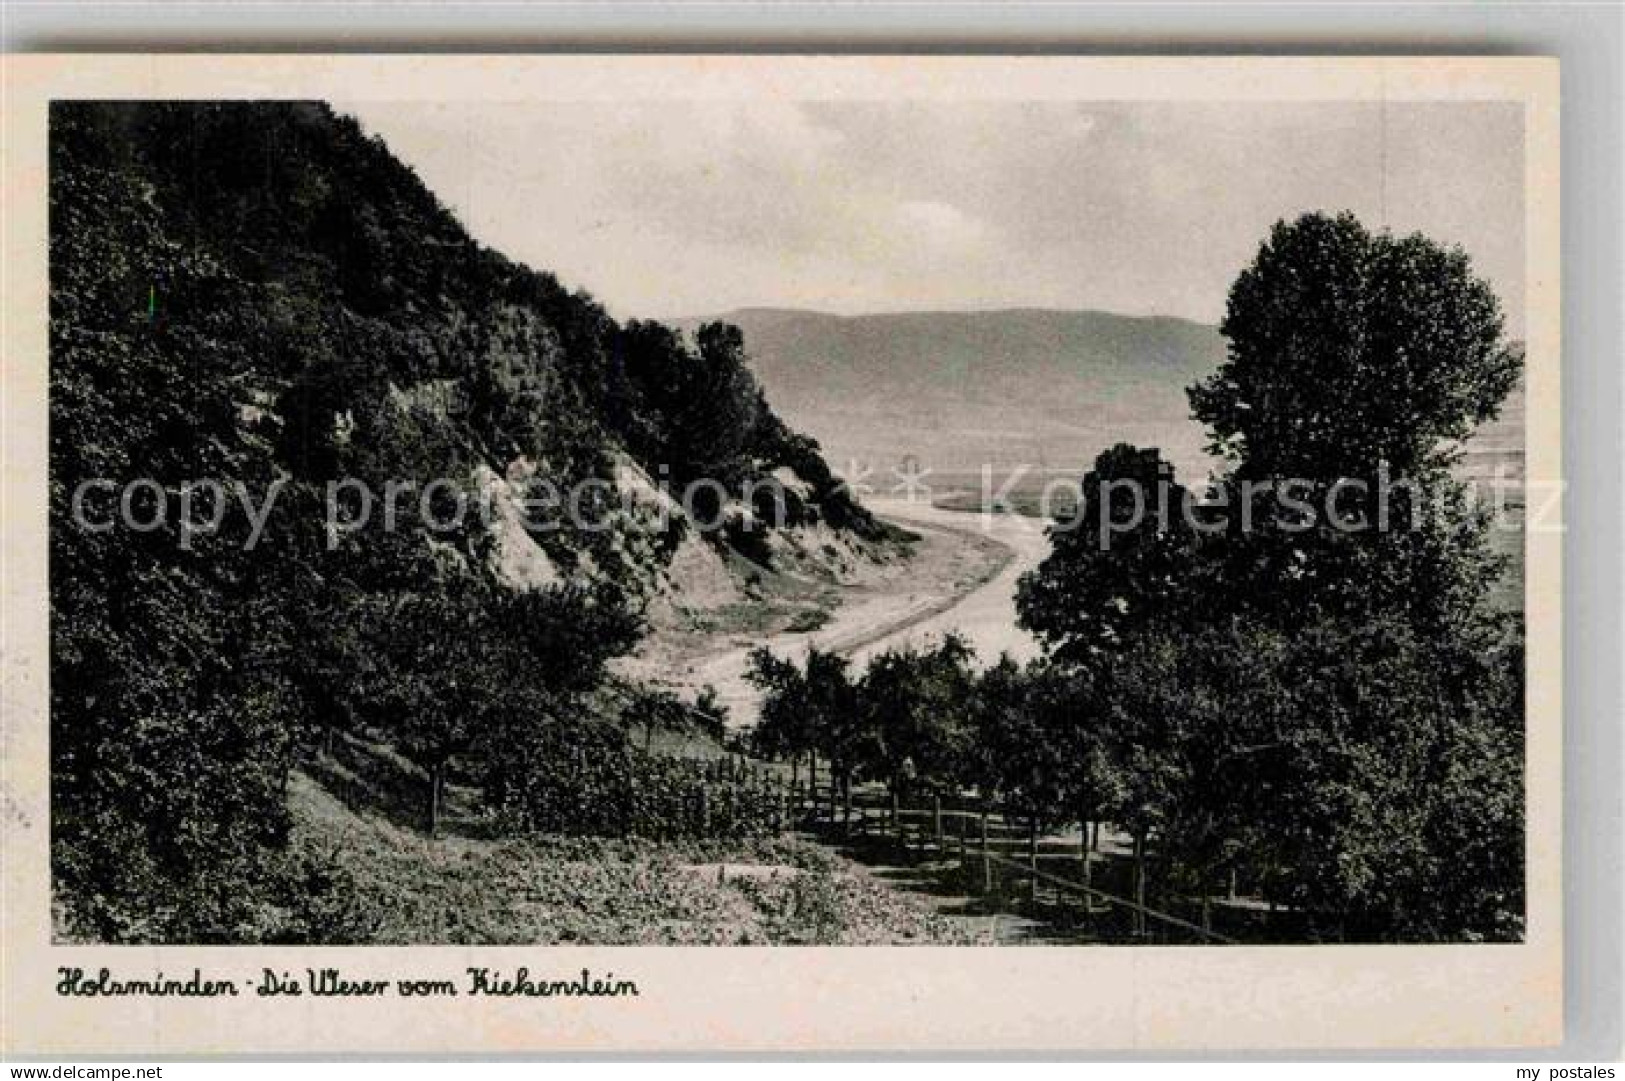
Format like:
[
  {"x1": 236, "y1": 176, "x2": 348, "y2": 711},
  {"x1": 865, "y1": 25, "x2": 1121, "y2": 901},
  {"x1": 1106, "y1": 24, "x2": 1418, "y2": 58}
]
[
  {"x1": 1079, "y1": 812, "x2": 1096, "y2": 911},
  {"x1": 932, "y1": 795, "x2": 943, "y2": 850},
  {"x1": 808, "y1": 755, "x2": 818, "y2": 823},
  {"x1": 427, "y1": 762, "x2": 443, "y2": 839}
]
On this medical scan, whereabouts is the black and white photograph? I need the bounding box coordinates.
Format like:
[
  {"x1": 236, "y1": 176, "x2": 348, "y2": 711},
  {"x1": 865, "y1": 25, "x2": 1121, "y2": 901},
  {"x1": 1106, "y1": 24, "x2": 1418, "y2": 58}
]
[{"x1": 42, "y1": 89, "x2": 1535, "y2": 950}]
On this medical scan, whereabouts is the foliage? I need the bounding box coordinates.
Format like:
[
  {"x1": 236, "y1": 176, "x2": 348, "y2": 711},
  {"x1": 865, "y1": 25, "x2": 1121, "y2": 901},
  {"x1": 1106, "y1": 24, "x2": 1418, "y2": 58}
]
[
  {"x1": 798, "y1": 210, "x2": 1524, "y2": 943},
  {"x1": 1015, "y1": 443, "x2": 1200, "y2": 663},
  {"x1": 356, "y1": 577, "x2": 644, "y2": 832},
  {"x1": 286, "y1": 773, "x2": 978, "y2": 945},
  {"x1": 611, "y1": 318, "x2": 883, "y2": 541},
  {"x1": 50, "y1": 104, "x2": 307, "y2": 942},
  {"x1": 692, "y1": 686, "x2": 732, "y2": 743},
  {"x1": 485, "y1": 721, "x2": 792, "y2": 841},
  {"x1": 1187, "y1": 210, "x2": 1518, "y2": 637},
  {"x1": 748, "y1": 636, "x2": 985, "y2": 805},
  {"x1": 1093, "y1": 610, "x2": 1524, "y2": 940},
  {"x1": 746, "y1": 646, "x2": 822, "y2": 763},
  {"x1": 967, "y1": 658, "x2": 1106, "y2": 832},
  {"x1": 1173, "y1": 212, "x2": 1524, "y2": 938},
  {"x1": 50, "y1": 105, "x2": 1527, "y2": 948}
]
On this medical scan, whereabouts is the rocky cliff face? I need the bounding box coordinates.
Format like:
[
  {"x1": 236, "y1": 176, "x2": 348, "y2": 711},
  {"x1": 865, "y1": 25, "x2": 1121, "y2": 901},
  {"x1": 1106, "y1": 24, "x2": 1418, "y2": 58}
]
[{"x1": 52, "y1": 101, "x2": 894, "y2": 610}]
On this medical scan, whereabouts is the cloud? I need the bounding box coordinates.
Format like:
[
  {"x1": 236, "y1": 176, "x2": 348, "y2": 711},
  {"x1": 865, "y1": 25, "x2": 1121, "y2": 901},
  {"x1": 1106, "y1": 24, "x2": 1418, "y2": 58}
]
[{"x1": 339, "y1": 99, "x2": 1524, "y2": 332}]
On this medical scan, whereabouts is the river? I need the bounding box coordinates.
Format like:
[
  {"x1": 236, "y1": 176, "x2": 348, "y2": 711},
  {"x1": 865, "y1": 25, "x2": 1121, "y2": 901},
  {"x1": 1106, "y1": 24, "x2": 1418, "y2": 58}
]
[{"x1": 691, "y1": 495, "x2": 1053, "y2": 727}]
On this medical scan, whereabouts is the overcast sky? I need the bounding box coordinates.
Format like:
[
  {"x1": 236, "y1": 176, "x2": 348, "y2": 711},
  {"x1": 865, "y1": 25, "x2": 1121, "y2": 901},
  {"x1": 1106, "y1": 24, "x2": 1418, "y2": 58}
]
[{"x1": 343, "y1": 99, "x2": 1524, "y2": 334}]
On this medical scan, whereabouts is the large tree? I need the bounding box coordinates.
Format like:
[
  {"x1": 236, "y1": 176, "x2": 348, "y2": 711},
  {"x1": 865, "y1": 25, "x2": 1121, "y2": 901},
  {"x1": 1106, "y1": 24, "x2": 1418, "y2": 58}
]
[{"x1": 371, "y1": 578, "x2": 642, "y2": 835}]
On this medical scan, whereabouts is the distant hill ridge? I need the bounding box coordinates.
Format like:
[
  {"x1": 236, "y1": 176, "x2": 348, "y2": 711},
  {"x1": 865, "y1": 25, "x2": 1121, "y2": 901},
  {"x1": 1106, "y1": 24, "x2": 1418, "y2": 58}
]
[{"x1": 679, "y1": 307, "x2": 1524, "y2": 501}]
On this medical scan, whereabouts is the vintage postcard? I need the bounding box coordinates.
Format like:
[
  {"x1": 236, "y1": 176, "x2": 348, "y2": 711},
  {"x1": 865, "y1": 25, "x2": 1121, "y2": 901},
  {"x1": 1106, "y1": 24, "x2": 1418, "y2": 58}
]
[{"x1": 1, "y1": 55, "x2": 1560, "y2": 1053}]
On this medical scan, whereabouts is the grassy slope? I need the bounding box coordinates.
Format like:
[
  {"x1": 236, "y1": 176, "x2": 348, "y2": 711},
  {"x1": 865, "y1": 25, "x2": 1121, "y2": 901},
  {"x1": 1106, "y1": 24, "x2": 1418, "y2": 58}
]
[{"x1": 288, "y1": 766, "x2": 981, "y2": 946}]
